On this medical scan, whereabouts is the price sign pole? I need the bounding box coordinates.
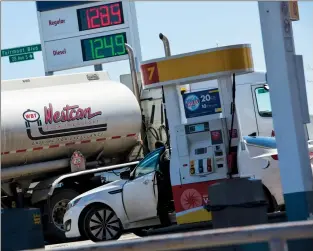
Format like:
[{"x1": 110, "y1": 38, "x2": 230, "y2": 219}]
[
  {"x1": 258, "y1": 2, "x2": 313, "y2": 250},
  {"x1": 94, "y1": 64, "x2": 103, "y2": 71}
]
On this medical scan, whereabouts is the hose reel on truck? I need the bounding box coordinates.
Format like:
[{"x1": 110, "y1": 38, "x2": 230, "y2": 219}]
[{"x1": 140, "y1": 42, "x2": 255, "y2": 225}]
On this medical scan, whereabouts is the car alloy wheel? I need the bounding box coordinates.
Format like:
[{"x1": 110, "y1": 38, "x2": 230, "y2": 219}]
[{"x1": 85, "y1": 205, "x2": 122, "y2": 242}]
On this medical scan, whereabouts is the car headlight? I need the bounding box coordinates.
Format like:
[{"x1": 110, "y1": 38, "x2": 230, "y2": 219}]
[{"x1": 66, "y1": 198, "x2": 81, "y2": 211}]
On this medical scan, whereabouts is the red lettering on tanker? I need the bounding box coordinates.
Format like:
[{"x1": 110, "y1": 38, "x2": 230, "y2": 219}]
[
  {"x1": 44, "y1": 103, "x2": 102, "y2": 124},
  {"x1": 23, "y1": 104, "x2": 106, "y2": 141}
]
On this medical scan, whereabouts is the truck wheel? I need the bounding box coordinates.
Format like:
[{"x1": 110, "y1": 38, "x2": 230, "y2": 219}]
[
  {"x1": 83, "y1": 204, "x2": 123, "y2": 242},
  {"x1": 45, "y1": 189, "x2": 80, "y2": 244}
]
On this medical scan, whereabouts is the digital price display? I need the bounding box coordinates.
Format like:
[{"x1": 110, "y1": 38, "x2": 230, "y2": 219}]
[
  {"x1": 81, "y1": 32, "x2": 127, "y2": 61},
  {"x1": 77, "y1": 2, "x2": 124, "y2": 31}
]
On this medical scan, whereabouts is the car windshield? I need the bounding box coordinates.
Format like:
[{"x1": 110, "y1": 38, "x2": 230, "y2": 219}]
[{"x1": 132, "y1": 147, "x2": 164, "y2": 178}]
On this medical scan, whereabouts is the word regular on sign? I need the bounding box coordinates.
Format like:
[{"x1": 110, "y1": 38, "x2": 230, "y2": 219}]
[
  {"x1": 77, "y1": 2, "x2": 124, "y2": 31},
  {"x1": 81, "y1": 32, "x2": 127, "y2": 61}
]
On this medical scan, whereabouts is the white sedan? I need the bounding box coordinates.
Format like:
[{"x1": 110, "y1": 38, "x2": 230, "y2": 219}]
[{"x1": 63, "y1": 147, "x2": 172, "y2": 242}]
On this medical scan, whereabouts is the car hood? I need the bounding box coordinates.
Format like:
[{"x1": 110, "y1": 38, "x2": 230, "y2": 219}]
[{"x1": 74, "y1": 179, "x2": 127, "y2": 200}]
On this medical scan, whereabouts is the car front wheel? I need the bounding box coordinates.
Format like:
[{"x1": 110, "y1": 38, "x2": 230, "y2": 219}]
[{"x1": 83, "y1": 204, "x2": 123, "y2": 242}]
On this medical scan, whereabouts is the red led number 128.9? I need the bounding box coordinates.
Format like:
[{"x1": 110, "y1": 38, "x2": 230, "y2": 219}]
[{"x1": 85, "y1": 3, "x2": 122, "y2": 29}]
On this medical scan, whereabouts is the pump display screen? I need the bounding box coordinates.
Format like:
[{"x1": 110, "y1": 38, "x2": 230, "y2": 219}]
[
  {"x1": 195, "y1": 148, "x2": 207, "y2": 155},
  {"x1": 190, "y1": 124, "x2": 204, "y2": 133},
  {"x1": 185, "y1": 122, "x2": 209, "y2": 134},
  {"x1": 81, "y1": 32, "x2": 127, "y2": 61},
  {"x1": 77, "y1": 2, "x2": 124, "y2": 31}
]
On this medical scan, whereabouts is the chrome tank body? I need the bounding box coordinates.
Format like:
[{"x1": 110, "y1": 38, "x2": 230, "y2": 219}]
[{"x1": 1, "y1": 80, "x2": 141, "y2": 169}]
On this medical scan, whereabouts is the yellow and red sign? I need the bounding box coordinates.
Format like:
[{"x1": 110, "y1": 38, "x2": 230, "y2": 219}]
[
  {"x1": 172, "y1": 180, "x2": 225, "y2": 224},
  {"x1": 140, "y1": 44, "x2": 254, "y2": 89}
]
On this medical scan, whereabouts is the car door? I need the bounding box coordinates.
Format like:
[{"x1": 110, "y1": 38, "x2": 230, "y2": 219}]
[
  {"x1": 122, "y1": 148, "x2": 163, "y2": 223},
  {"x1": 251, "y1": 84, "x2": 274, "y2": 136}
]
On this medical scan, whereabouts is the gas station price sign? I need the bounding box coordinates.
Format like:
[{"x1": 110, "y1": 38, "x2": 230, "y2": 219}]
[
  {"x1": 81, "y1": 32, "x2": 127, "y2": 61},
  {"x1": 77, "y1": 2, "x2": 124, "y2": 31},
  {"x1": 36, "y1": 1, "x2": 134, "y2": 72}
]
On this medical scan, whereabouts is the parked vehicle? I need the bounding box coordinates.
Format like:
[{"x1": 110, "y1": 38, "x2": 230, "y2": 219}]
[{"x1": 63, "y1": 147, "x2": 171, "y2": 242}]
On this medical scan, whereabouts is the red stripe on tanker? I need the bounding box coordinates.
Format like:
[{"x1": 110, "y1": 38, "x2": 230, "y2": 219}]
[
  {"x1": 1, "y1": 134, "x2": 138, "y2": 155},
  {"x1": 1, "y1": 80, "x2": 142, "y2": 168}
]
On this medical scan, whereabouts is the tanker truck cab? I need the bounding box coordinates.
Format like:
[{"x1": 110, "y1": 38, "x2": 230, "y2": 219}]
[{"x1": 63, "y1": 146, "x2": 173, "y2": 241}]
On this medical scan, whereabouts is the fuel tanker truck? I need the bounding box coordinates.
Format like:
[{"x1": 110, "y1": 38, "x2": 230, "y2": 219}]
[{"x1": 1, "y1": 71, "x2": 154, "y2": 243}]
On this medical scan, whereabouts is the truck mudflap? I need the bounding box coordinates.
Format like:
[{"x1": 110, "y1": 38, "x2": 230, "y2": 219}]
[{"x1": 31, "y1": 176, "x2": 63, "y2": 205}]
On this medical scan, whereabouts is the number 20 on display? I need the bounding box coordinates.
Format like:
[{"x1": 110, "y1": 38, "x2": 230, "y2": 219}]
[{"x1": 200, "y1": 94, "x2": 211, "y2": 109}]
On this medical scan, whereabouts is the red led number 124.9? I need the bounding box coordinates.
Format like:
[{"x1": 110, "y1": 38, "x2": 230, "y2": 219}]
[{"x1": 85, "y1": 3, "x2": 123, "y2": 29}]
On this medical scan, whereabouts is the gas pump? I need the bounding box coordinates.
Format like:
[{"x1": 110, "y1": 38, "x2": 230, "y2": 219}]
[{"x1": 140, "y1": 41, "x2": 254, "y2": 225}]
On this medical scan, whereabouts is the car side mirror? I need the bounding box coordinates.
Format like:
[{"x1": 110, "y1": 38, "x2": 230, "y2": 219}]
[{"x1": 120, "y1": 170, "x2": 131, "y2": 180}]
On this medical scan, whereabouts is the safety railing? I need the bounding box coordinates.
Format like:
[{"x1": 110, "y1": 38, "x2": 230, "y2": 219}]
[{"x1": 44, "y1": 220, "x2": 313, "y2": 251}]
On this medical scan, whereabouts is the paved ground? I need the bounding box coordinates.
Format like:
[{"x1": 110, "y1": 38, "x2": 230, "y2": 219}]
[{"x1": 45, "y1": 233, "x2": 140, "y2": 250}]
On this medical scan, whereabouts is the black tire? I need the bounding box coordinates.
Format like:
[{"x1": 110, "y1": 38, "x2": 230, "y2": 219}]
[
  {"x1": 83, "y1": 204, "x2": 123, "y2": 242},
  {"x1": 263, "y1": 187, "x2": 276, "y2": 213},
  {"x1": 45, "y1": 189, "x2": 80, "y2": 244}
]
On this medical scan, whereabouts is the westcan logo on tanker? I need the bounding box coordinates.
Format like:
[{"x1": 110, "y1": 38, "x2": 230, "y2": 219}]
[
  {"x1": 23, "y1": 103, "x2": 106, "y2": 141},
  {"x1": 44, "y1": 103, "x2": 102, "y2": 124}
]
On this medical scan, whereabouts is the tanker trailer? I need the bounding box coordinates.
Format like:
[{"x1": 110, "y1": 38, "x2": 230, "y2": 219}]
[{"x1": 1, "y1": 72, "x2": 142, "y2": 243}]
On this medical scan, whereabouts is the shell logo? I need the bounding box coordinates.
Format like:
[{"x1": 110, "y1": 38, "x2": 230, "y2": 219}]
[
  {"x1": 180, "y1": 188, "x2": 202, "y2": 210},
  {"x1": 23, "y1": 109, "x2": 40, "y2": 122}
]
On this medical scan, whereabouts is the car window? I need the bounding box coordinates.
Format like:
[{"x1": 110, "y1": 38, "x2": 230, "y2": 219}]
[
  {"x1": 255, "y1": 87, "x2": 272, "y2": 117},
  {"x1": 133, "y1": 148, "x2": 163, "y2": 179}
]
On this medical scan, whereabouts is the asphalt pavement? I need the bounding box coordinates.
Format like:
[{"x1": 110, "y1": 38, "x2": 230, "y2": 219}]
[{"x1": 45, "y1": 234, "x2": 140, "y2": 250}]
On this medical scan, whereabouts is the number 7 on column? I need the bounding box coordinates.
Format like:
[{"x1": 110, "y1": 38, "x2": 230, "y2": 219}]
[{"x1": 141, "y1": 62, "x2": 159, "y2": 86}]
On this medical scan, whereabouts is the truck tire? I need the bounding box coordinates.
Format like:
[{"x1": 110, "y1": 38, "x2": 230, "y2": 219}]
[{"x1": 45, "y1": 189, "x2": 80, "y2": 244}]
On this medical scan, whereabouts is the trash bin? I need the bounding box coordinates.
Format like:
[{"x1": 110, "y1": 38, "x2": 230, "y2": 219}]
[
  {"x1": 206, "y1": 178, "x2": 269, "y2": 251},
  {"x1": 1, "y1": 208, "x2": 45, "y2": 251},
  {"x1": 207, "y1": 178, "x2": 267, "y2": 228}
]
